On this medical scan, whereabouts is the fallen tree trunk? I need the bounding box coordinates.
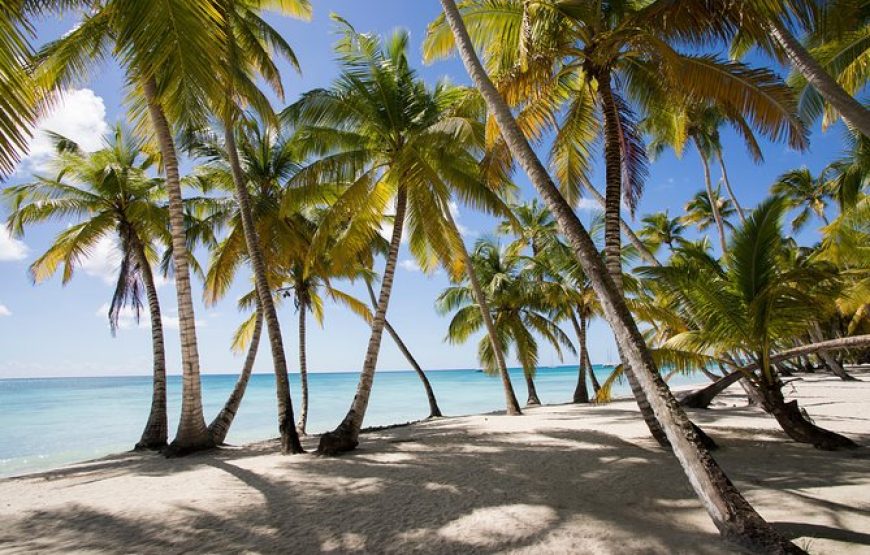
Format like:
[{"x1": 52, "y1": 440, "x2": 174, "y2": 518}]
[{"x1": 679, "y1": 335, "x2": 870, "y2": 409}]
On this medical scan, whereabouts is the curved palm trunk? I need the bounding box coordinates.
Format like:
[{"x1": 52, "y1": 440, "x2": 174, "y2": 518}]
[
  {"x1": 716, "y1": 151, "x2": 746, "y2": 224},
  {"x1": 223, "y1": 118, "x2": 303, "y2": 454},
  {"x1": 570, "y1": 311, "x2": 590, "y2": 403},
  {"x1": 366, "y1": 281, "x2": 442, "y2": 418},
  {"x1": 208, "y1": 308, "x2": 263, "y2": 445},
  {"x1": 317, "y1": 188, "x2": 408, "y2": 455},
  {"x1": 524, "y1": 371, "x2": 541, "y2": 406},
  {"x1": 579, "y1": 181, "x2": 660, "y2": 267},
  {"x1": 444, "y1": 202, "x2": 522, "y2": 415},
  {"x1": 297, "y1": 300, "x2": 310, "y2": 435},
  {"x1": 767, "y1": 18, "x2": 870, "y2": 138},
  {"x1": 142, "y1": 77, "x2": 213, "y2": 455},
  {"x1": 586, "y1": 351, "x2": 602, "y2": 394},
  {"x1": 809, "y1": 325, "x2": 857, "y2": 381},
  {"x1": 133, "y1": 237, "x2": 168, "y2": 450},
  {"x1": 438, "y1": 4, "x2": 804, "y2": 551},
  {"x1": 757, "y1": 380, "x2": 856, "y2": 450},
  {"x1": 598, "y1": 73, "x2": 671, "y2": 448},
  {"x1": 696, "y1": 139, "x2": 729, "y2": 255}
]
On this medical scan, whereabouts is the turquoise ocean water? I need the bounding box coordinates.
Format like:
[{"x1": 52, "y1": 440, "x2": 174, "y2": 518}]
[{"x1": 0, "y1": 366, "x2": 704, "y2": 477}]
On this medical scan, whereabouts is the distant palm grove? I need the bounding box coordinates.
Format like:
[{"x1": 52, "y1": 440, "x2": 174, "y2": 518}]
[{"x1": 2, "y1": 1, "x2": 869, "y2": 553}]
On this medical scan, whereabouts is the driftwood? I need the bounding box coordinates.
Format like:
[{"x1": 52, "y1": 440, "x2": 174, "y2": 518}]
[{"x1": 679, "y1": 335, "x2": 870, "y2": 409}]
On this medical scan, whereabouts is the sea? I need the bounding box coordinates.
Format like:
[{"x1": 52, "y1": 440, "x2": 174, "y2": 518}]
[{"x1": 0, "y1": 366, "x2": 704, "y2": 477}]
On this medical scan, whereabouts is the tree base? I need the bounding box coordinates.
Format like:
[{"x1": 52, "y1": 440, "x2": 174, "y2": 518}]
[
  {"x1": 163, "y1": 437, "x2": 215, "y2": 458},
  {"x1": 133, "y1": 440, "x2": 167, "y2": 452},
  {"x1": 316, "y1": 426, "x2": 359, "y2": 456},
  {"x1": 526, "y1": 397, "x2": 541, "y2": 407},
  {"x1": 772, "y1": 400, "x2": 858, "y2": 451}
]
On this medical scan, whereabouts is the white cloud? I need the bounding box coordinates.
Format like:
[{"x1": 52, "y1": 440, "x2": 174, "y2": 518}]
[
  {"x1": 399, "y1": 259, "x2": 421, "y2": 272},
  {"x1": 576, "y1": 198, "x2": 600, "y2": 212},
  {"x1": 0, "y1": 228, "x2": 29, "y2": 261},
  {"x1": 20, "y1": 88, "x2": 109, "y2": 173},
  {"x1": 0, "y1": 304, "x2": 11, "y2": 317},
  {"x1": 80, "y1": 234, "x2": 122, "y2": 285}
]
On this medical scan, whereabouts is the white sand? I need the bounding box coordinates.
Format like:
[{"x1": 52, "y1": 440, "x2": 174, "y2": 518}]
[{"x1": 2, "y1": 373, "x2": 869, "y2": 554}]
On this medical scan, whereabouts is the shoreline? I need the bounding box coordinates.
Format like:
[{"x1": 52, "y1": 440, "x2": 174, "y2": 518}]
[{"x1": 2, "y1": 373, "x2": 869, "y2": 553}]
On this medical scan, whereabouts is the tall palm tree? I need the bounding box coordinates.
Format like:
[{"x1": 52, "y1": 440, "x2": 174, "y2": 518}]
[
  {"x1": 639, "y1": 211, "x2": 686, "y2": 254},
  {"x1": 437, "y1": 238, "x2": 574, "y2": 406},
  {"x1": 640, "y1": 197, "x2": 856, "y2": 450},
  {"x1": 4, "y1": 126, "x2": 171, "y2": 450},
  {"x1": 208, "y1": 0, "x2": 311, "y2": 453},
  {"x1": 681, "y1": 188, "x2": 737, "y2": 240},
  {"x1": 36, "y1": 0, "x2": 231, "y2": 454},
  {"x1": 770, "y1": 168, "x2": 831, "y2": 232},
  {"x1": 426, "y1": 0, "x2": 805, "y2": 448},
  {"x1": 286, "y1": 19, "x2": 520, "y2": 454},
  {"x1": 434, "y1": 2, "x2": 803, "y2": 551}
]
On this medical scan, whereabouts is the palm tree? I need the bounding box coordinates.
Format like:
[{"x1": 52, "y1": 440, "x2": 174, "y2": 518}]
[
  {"x1": 4, "y1": 126, "x2": 171, "y2": 450},
  {"x1": 434, "y1": 2, "x2": 803, "y2": 551},
  {"x1": 426, "y1": 0, "x2": 805, "y2": 448},
  {"x1": 497, "y1": 199, "x2": 556, "y2": 256},
  {"x1": 641, "y1": 197, "x2": 856, "y2": 450},
  {"x1": 639, "y1": 211, "x2": 686, "y2": 254},
  {"x1": 770, "y1": 168, "x2": 831, "y2": 232},
  {"x1": 36, "y1": 0, "x2": 232, "y2": 454},
  {"x1": 823, "y1": 131, "x2": 870, "y2": 212},
  {"x1": 286, "y1": 19, "x2": 521, "y2": 454},
  {"x1": 437, "y1": 238, "x2": 574, "y2": 406},
  {"x1": 681, "y1": 189, "x2": 737, "y2": 239},
  {"x1": 207, "y1": 0, "x2": 311, "y2": 454}
]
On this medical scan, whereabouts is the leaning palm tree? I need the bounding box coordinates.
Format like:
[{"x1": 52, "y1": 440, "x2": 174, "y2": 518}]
[
  {"x1": 206, "y1": 0, "x2": 311, "y2": 454},
  {"x1": 426, "y1": 0, "x2": 806, "y2": 448},
  {"x1": 434, "y1": 2, "x2": 803, "y2": 551},
  {"x1": 640, "y1": 197, "x2": 856, "y2": 450},
  {"x1": 286, "y1": 19, "x2": 521, "y2": 454},
  {"x1": 437, "y1": 238, "x2": 574, "y2": 406},
  {"x1": 4, "y1": 126, "x2": 171, "y2": 450},
  {"x1": 36, "y1": 0, "x2": 231, "y2": 454}
]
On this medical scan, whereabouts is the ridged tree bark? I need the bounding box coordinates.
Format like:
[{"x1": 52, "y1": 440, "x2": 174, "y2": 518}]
[
  {"x1": 297, "y1": 299, "x2": 310, "y2": 435},
  {"x1": 586, "y1": 350, "x2": 602, "y2": 394},
  {"x1": 366, "y1": 281, "x2": 442, "y2": 418},
  {"x1": 223, "y1": 117, "x2": 303, "y2": 454},
  {"x1": 444, "y1": 202, "x2": 522, "y2": 415},
  {"x1": 209, "y1": 308, "x2": 263, "y2": 445},
  {"x1": 524, "y1": 372, "x2": 542, "y2": 406},
  {"x1": 598, "y1": 73, "x2": 671, "y2": 449},
  {"x1": 133, "y1": 236, "x2": 168, "y2": 450},
  {"x1": 579, "y1": 181, "x2": 660, "y2": 266},
  {"x1": 715, "y1": 150, "x2": 746, "y2": 224},
  {"x1": 696, "y1": 137, "x2": 729, "y2": 254},
  {"x1": 766, "y1": 18, "x2": 870, "y2": 138},
  {"x1": 438, "y1": 3, "x2": 804, "y2": 550},
  {"x1": 142, "y1": 77, "x2": 213, "y2": 455},
  {"x1": 317, "y1": 188, "x2": 408, "y2": 455},
  {"x1": 570, "y1": 311, "x2": 590, "y2": 403}
]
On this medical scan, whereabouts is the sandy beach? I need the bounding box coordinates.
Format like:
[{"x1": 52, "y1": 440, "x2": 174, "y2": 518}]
[{"x1": 1, "y1": 373, "x2": 869, "y2": 554}]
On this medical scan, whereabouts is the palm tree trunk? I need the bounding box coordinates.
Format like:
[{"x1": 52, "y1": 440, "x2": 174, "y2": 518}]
[
  {"x1": 766, "y1": 17, "x2": 870, "y2": 138},
  {"x1": 437, "y1": 4, "x2": 804, "y2": 551},
  {"x1": 586, "y1": 351, "x2": 601, "y2": 394},
  {"x1": 366, "y1": 281, "x2": 442, "y2": 418},
  {"x1": 443, "y1": 201, "x2": 522, "y2": 415},
  {"x1": 133, "y1": 236, "x2": 168, "y2": 450},
  {"x1": 696, "y1": 139, "x2": 729, "y2": 255},
  {"x1": 579, "y1": 181, "x2": 661, "y2": 266},
  {"x1": 142, "y1": 77, "x2": 213, "y2": 455},
  {"x1": 297, "y1": 299, "x2": 310, "y2": 435},
  {"x1": 223, "y1": 117, "x2": 303, "y2": 454},
  {"x1": 317, "y1": 187, "x2": 408, "y2": 455},
  {"x1": 597, "y1": 72, "x2": 671, "y2": 449},
  {"x1": 524, "y1": 371, "x2": 541, "y2": 406},
  {"x1": 570, "y1": 311, "x2": 590, "y2": 403},
  {"x1": 209, "y1": 308, "x2": 263, "y2": 445},
  {"x1": 716, "y1": 150, "x2": 746, "y2": 224},
  {"x1": 809, "y1": 325, "x2": 857, "y2": 381}
]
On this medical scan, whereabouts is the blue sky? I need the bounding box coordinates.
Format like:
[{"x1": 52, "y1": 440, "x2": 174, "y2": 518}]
[{"x1": 0, "y1": 1, "x2": 850, "y2": 378}]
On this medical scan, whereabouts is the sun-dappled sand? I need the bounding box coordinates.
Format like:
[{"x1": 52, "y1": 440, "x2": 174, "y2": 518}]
[{"x1": 2, "y1": 373, "x2": 869, "y2": 554}]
